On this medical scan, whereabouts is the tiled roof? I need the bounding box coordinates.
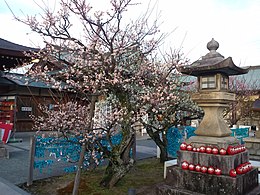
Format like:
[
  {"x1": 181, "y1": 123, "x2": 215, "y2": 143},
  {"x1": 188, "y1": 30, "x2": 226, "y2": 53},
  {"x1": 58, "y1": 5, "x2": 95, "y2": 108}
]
[{"x1": 0, "y1": 38, "x2": 39, "y2": 52}]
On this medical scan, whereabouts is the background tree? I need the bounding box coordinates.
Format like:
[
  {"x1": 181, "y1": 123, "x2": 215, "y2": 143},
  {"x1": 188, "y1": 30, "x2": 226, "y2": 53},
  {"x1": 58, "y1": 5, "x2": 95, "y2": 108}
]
[{"x1": 224, "y1": 75, "x2": 259, "y2": 126}]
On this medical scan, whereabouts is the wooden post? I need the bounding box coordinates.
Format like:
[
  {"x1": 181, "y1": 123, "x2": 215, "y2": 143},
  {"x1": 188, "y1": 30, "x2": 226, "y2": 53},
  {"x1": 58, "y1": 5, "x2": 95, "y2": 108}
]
[
  {"x1": 72, "y1": 95, "x2": 97, "y2": 195},
  {"x1": 27, "y1": 136, "x2": 36, "y2": 186},
  {"x1": 132, "y1": 132, "x2": 136, "y2": 162},
  {"x1": 72, "y1": 143, "x2": 86, "y2": 195}
]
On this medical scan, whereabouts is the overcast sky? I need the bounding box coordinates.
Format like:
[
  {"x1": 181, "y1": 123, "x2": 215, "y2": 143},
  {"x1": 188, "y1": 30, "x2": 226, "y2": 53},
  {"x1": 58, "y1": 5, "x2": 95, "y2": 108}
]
[{"x1": 1, "y1": 0, "x2": 260, "y2": 67}]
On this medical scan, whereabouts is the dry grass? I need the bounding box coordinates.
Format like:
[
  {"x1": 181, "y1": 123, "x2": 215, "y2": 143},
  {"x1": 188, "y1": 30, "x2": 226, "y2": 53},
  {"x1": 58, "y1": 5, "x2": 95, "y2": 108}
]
[{"x1": 20, "y1": 157, "x2": 164, "y2": 195}]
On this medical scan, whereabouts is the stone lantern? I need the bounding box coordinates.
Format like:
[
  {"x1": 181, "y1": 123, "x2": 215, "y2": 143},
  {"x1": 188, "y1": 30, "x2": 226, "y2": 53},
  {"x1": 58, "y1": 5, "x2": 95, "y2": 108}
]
[
  {"x1": 159, "y1": 39, "x2": 260, "y2": 195},
  {"x1": 180, "y1": 38, "x2": 249, "y2": 147}
]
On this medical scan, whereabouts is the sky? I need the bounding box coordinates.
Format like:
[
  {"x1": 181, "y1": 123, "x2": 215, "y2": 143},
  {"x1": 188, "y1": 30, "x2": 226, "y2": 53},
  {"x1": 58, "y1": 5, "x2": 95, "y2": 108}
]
[{"x1": 1, "y1": 0, "x2": 260, "y2": 67}]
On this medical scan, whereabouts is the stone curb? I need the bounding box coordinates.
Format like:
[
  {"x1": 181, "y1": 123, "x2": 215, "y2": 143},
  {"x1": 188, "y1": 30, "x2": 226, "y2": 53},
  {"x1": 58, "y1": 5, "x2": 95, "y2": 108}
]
[{"x1": 0, "y1": 177, "x2": 30, "y2": 195}]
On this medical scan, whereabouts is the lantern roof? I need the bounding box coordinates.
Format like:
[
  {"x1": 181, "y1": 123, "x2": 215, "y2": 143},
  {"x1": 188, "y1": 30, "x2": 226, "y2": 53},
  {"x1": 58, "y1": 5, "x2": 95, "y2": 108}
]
[{"x1": 179, "y1": 38, "x2": 249, "y2": 76}]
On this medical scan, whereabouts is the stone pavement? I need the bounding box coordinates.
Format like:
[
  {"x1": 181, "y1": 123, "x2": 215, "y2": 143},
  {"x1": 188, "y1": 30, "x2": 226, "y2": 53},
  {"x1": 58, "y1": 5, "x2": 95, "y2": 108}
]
[{"x1": 0, "y1": 132, "x2": 156, "y2": 195}]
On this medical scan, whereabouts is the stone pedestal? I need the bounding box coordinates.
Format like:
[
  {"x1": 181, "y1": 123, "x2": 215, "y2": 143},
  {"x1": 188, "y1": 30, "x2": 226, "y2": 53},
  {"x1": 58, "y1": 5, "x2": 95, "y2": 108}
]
[
  {"x1": 177, "y1": 150, "x2": 248, "y2": 175},
  {"x1": 158, "y1": 138, "x2": 260, "y2": 195},
  {"x1": 160, "y1": 166, "x2": 259, "y2": 195},
  {"x1": 192, "y1": 92, "x2": 235, "y2": 137}
]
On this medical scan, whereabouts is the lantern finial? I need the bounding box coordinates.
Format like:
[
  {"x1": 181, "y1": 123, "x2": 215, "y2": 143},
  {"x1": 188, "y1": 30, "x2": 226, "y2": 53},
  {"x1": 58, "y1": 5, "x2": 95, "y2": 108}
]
[{"x1": 207, "y1": 38, "x2": 219, "y2": 52}]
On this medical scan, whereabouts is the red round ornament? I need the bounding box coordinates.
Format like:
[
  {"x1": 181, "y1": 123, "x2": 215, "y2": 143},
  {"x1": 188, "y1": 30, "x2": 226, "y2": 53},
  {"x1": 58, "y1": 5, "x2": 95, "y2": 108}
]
[
  {"x1": 187, "y1": 144, "x2": 193, "y2": 151},
  {"x1": 193, "y1": 147, "x2": 197, "y2": 152},
  {"x1": 201, "y1": 166, "x2": 208, "y2": 173},
  {"x1": 227, "y1": 146, "x2": 234, "y2": 155},
  {"x1": 196, "y1": 148, "x2": 200, "y2": 152},
  {"x1": 189, "y1": 164, "x2": 195, "y2": 171},
  {"x1": 215, "y1": 168, "x2": 222, "y2": 175},
  {"x1": 243, "y1": 162, "x2": 251, "y2": 173},
  {"x1": 180, "y1": 143, "x2": 187, "y2": 150},
  {"x1": 195, "y1": 164, "x2": 201, "y2": 172},
  {"x1": 181, "y1": 161, "x2": 189, "y2": 170},
  {"x1": 207, "y1": 166, "x2": 215, "y2": 174},
  {"x1": 206, "y1": 146, "x2": 212, "y2": 154},
  {"x1": 238, "y1": 145, "x2": 242, "y2": 153},
  {"x1": 242, "y1": 145, "x2": 246, "y2": 151},
  {"x1": 248, "y1": 163, "x2": 253, "y2": 171},
  {"x1": 234, "y1": 146, "x2": 239, "y2": 154},
  {"x1": 229, "y1": 169, "x2": 237, "y2": 177},
  {"x1": 236, "y1": 165, "x2": 243, "y2": 174},
  {"x1": 219, "y1": 148, "x2": 227, "y2": 155},
  {"x1": 199, "y1": 146, "x2": 206, "y2": 153},
  {"x1": 212, "y1": 147, "x2": 219, "y2": 154},
  {"x1": 241, "y1": 165, "x2": 247, "y2": 174}
]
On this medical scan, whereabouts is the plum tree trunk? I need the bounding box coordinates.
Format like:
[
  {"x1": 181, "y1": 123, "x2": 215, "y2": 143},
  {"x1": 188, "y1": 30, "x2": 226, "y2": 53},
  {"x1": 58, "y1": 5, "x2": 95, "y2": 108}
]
[
  {"x1": 100, "y1": 134, "x2": 135, "y2": 188},
  {"x1": 146, "y1": 126, "x2": 168, "y2": 163}
]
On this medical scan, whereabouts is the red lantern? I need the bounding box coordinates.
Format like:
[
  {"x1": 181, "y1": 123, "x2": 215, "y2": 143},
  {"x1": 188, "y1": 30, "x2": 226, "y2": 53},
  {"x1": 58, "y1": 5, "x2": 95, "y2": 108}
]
[
  {"x1": 215, "y1": 168, "x2": 222, "y2": 175},
  {"x1": 187, "y1": 144, "x2": 193, "y2": 151},
  {"x1": 219, "y1": 148, "x2": 227, "y2": 155},
  {"x1": 199, "y1": 146, "x2": 206, "y2": 153},
  {"x1": 189, "y1": 164, "x2": 195, "y2": 171},
  {"x1": 196, "y1": 148, "x2": 201, "y2": 152},
  {"x1": 180, "y1": 143, "x2": 187, "y2": 150},
  {"x1": 181, "y1": 161, "x2": 189, "y2": 170},
  {"x1": 207, "y1": 166, "x2": 215, "y2": 174},
  {"x1": 201, "y1": 166, "x2": 208, "y2": 173},
  {"x1": 212, "y1": 147, "x2": 219, "y2": 154},
  {"x1": 193, "y1": 147, "x2": 197, "y2": 152},
  {"x1": 195, "y1": 164, "x2": 201, "y2": 172},
  {"x1": 206, "y1": 146, "x2": 212, "y2": 154},
  {"x1": 229, "y1": 169, "x2": 237, "y2": 177}
]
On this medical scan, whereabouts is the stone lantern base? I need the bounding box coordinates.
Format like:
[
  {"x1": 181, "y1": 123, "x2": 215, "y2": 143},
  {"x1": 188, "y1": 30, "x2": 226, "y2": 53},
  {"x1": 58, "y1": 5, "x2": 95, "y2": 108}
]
[
  {"x1": 159, "y1": 167, "x2": 260, "y2": 195},
  {"x1": 158, "y1": 149, "x2": 260, "y2": 195}
]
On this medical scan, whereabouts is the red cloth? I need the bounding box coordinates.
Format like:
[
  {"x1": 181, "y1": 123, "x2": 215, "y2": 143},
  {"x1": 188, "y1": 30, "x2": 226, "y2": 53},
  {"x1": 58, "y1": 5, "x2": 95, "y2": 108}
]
[{"x1": 0, "y1": 123, "x2": 13, "y2": 144}]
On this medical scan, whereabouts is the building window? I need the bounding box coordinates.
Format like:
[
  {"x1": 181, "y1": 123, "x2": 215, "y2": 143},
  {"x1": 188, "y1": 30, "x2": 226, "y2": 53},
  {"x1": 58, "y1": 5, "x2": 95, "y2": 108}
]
[
  {"x1": 221, "y1": 76, "x2": 228, "y2": 89},
  {"x1": 201, "y1": 76, "x2": 216, "y2": 89}
]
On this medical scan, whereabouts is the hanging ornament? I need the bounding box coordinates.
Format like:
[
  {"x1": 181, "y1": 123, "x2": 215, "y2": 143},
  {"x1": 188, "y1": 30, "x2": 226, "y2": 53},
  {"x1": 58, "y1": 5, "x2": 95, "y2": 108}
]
[
  {"x1": 207, "y1": 166, "x2": 215, "y2": 174},
  {"x1": 180, "y1": 143, "x2": 187, "y2": 150},
  {"x1": 215, "y1": 168, "x2": 222, "y2": 175},
  {"x1": 195, "y1": 164, "x2": 201, "y2": 172},
  {"x1": 201, "y1": 166, "x2": 208, "y2": 173},
  {"x1": 219, "y1": 148, "x2": 227, "y2": 155},
  {"x1": 206, "y1": 146, "x2": 212, "y2": 154},
  {"x1": 181, "y1": 161, "x2": 189, "y2": 170},
  {"x1": 187, "y1": 144, "x2": 193, "y2": 151},
  {"x1": 235, "y1": 165, "x2": 243, "y2": 174},
  {"x1": 212, "y1": 147, "x2": 219, "y2": 154},
  {"x1": 229, "y1": 169, "x2": 237, "y2": 177},
  {"x1": 227, "y1": 146, "x2": 235, "y2": 155},
  {"x1": 189, "y1": 164, "x2": 195, "y2": 171},
  {"x1": 199, "y1": 146, "x2": 206, "y2": 153}
]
